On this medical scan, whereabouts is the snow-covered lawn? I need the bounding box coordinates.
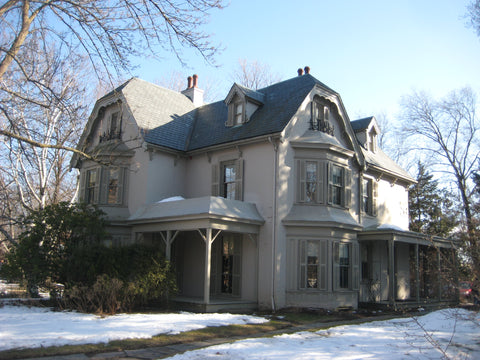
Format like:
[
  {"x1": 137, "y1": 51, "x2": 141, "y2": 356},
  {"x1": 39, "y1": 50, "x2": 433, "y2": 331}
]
[
  {"x1": 0, "y1": 304, "x2": 479, "y2": 359},
  {"x1": 167, "y1": 308, "x2": 480, "y2": 360},
  {"x1": 0, "y1": 304, "x2": 267, "y2": 351}
]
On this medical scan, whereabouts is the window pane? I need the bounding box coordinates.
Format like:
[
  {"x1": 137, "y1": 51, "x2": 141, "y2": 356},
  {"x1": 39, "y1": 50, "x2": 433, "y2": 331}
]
[
  {"x1": 305, "y1": 162, "x2": 317, "y2": 203},
  {"x1": 362, "y1": 179, "x2": 370, "y2": 213},
  {"x1": 86, "y1": 169, "x2": 97, "y2": 204},
  {"x1": 331, "y1": 165, "x2": 343, "y2": 205},
  {"x1": 223, "y1": 163, "x2": 236, "y2": 199}
]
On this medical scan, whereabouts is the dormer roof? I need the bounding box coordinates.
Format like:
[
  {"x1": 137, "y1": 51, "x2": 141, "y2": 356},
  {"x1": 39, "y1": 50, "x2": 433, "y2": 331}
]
[{"x1": 225, "y1": 83, "x2": 265, "y2": 105}]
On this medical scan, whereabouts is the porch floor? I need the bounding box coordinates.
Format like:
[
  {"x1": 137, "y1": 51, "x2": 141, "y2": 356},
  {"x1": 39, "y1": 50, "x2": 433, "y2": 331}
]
[{"x1": 172, "y1": 296, "x2": 257, "y2": 313}]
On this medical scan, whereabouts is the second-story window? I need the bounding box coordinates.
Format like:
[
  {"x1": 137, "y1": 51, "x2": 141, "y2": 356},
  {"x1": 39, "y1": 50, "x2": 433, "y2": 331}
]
[
  {"x1": 86, "y1": 169, "x2": 98, "y2": 204},
  {"x1": 223, "y1": 162, "x2": 237, "y2": 200},
  {"x1": 212, "y1": 159, "x2": 244, "y2": 201},
  {"x1": 311, "y1": 96, "x2": 334, "y2": 136},
  {"x1": 327, "y1": 163, "x2": 352, "y2": 208},
  {"x1": 362, "y1": 177, "x2": 378, "y2": 216}
]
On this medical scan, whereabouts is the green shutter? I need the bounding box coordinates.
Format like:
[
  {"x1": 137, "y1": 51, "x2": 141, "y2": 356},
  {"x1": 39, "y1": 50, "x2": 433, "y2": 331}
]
[
  {"x1": 352, "y1": 242, "x2": 360, "y2": 290},
  {"x1": 93, "y1": 168, "x2": 100, "y2": 204},
  {"x1": 211, "y1": 164, "x2": 219, "y2": 196},
  {"x1": 333, "y1": 242, "x2": 339, "y2": 291},
  {"x1": 79, "y1": 171, "x2": 86, "y2": 202},
  {"x1": 319, "y1": 240, "x2": 327, "y2": 290},
  {"x1": 297, "y1": 160, "x2": 306, "y2": 202},
  {"x1": 100, "y1": 167, "x2": 108, "y2": 204},
  {"x1": 117, "y1": 167, "x2": 125, "y2": 205}
]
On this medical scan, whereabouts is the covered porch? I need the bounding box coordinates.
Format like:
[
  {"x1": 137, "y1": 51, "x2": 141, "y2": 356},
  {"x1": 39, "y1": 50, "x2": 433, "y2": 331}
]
[
  {"x1": 358, "y1": 229, "x2": 457, "y2": 310},
  {"x1": 128, "y1": 196, "x2": 265, "y2": 312}
]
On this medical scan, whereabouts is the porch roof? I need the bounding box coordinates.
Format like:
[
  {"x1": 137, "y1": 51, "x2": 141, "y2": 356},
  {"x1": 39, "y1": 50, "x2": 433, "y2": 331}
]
[
  {"x1": 127, "y1": 196, "x2": 265, "y2": 233},
  {"x1": 358, "y1": 227, "x2": 455, "y2": 248}
]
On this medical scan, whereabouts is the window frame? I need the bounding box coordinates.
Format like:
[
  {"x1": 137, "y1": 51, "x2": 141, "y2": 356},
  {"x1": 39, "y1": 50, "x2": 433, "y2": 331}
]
[
  {"x1": 296, "y1": 159, "x2": 325, "y2": 204},
  {"x1": 80, "y1": 166, "x2": 126, "y2": 206},
  {"x1": 327, "y1": 163, "x2": 352, "y2": 208},
  {"x1": 299, "y1": 239, "x2": 328, "y2": 291},
  {"x1": 212, "y1": 159, "x2": 244, "y2": 201},
  {"x1": 361, "y1": 176, "x2": 378, "y2": 216},
  {"x1": 333, "y1": 241, "x2": 359, "y2": 291}
]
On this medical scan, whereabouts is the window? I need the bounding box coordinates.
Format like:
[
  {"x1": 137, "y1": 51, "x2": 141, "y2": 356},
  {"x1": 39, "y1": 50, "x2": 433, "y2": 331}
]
[
  {"x1": 362, "y1": 177, "x2": 377, "y2": 216},
  {"x1": 212, "y1": 159, "x2": 244, "y2": 200},
  {"x1": 85, "y1": 169, "x2": 98, "y2": 204},
  {"x1": 333, "y1": 242, "x2": 359, "y2": 290},
  {"x1": 234, "y1": 103, "x2": 243, "y2": 125},
  {"x1": 368, "y1": 128, "x2": 377, "y2": 152},
  {"x1": 100, "y1": 111, "x2": 122, "y2": 142},
  {"x1": 299, "y1": 240, "x2": 327, "y2": 290},
  {"x1": 80, "y1": 167, "x2": 126, "y2": 205},
  {"x1": 296, "y1": 159, "x2": 324, "y2": 204},
  {"x1": 104, "y1": 167, "x2": 124, "y2": 205},
  {"x1": 310, "y1": 96, "x2": 334, "y2": 136},
  {"x1": 328, "y1": 163, "x2": 351, "y2": 208},
  {"x1": 223, "y1": 162, "x2": 237, "y2": 200}
]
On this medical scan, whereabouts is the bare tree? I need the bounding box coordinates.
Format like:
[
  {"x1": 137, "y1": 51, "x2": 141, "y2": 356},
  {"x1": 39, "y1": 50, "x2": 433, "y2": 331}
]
[
  {"x1": 400, "y1": 87, "x2": 480, "y2": 284},
  {"x1": 0, "y1": 34, "x2": 88, "y2": 213},
  {"x1": 0, "y1": 0, "x2": 225, "y2": 156},
  {"x1": 466, "y1": 0, "x2": 480, "y2": 38},
  {"x1": 231, "y1": 59, "x2": 282, "y2": 90}
]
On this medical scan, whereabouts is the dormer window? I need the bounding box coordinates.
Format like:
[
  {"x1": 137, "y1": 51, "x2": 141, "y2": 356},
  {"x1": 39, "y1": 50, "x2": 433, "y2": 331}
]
[
  {"x1": 311, "y1": 96, "x2": 334, "y2": 136},
  {"x1": 225, "y1": 84, "x2": 264, "y2": 127},
  {"x1": 234, "y1": 103, "x2": 244, "y2": 125},
  {"x1": 368, "y1": 128, "x2": 377, "y2": 152},
  {"x1": 100, "y1": 111, "x2": 122, "y2": 143}
]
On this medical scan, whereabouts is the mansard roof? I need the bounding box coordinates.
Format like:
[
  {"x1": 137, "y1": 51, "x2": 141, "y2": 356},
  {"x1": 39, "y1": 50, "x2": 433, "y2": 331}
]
[{"x1": 146, "y1": 74, "x2": 337, "y2": 151}]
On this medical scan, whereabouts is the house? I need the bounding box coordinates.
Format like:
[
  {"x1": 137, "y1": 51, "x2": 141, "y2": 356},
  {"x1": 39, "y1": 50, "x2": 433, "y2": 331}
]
[{"x1": 71, "y1": 68, "x2": 456, "y2": 312}]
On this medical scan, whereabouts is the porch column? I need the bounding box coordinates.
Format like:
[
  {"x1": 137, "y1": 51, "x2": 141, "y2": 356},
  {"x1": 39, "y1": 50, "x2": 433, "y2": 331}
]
[
  {"x1": 204, "y1": 228, "x2": 212, "y2": 305},
  {"x1": 415, "y1": 243, "x2": 420, "y2": 302},
  {"x1": 437, "y1": 248, "x2": 442, "y2": 300},
  {"x1": 388, "y1": 240, "x2": 395, "y2": 305}
]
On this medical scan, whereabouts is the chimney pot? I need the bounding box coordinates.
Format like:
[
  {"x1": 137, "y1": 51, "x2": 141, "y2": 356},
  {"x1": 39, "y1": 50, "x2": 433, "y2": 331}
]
[
  {"x1": 192, "y1": 74, "x2": 198, "y2": 87},
  {"x1": 304, "y1": 66, "x2": 310, "y2": 74},
  {"x1": 297, "y1": 68, "x2": 303, "y2": 76},
  {"x1": 187, "y1": 76, "x2": 193, "y2": 89}
]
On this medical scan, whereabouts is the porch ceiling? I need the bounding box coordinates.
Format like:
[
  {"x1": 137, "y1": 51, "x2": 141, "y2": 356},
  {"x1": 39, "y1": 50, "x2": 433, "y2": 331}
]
[{"x1": 127, "y1": 196, "x2": 265, "y2": 233}]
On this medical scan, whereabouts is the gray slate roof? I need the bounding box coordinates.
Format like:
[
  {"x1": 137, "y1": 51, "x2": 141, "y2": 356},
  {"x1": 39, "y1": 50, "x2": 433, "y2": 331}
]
[
  {"x1": 351, "y1": 117, "x2": 374, "y2": 132},
  {"x1": 145, "y1": 74, "x2": 336, "y2": 151}
]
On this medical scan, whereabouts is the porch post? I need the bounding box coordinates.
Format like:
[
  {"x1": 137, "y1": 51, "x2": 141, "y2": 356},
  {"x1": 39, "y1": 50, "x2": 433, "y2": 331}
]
[
  {"x1": 437, "y1": 248, "x2": 442, "y2": 301},
  {"x1": 204, "y1": 228, "x2": 212, "y2": 305},
  {"x1": 415, "y1": 243, "x2": 420, "y2": 302},
  {"x1": 388, "y1": 240, "x2": 395, "y2": 305}
]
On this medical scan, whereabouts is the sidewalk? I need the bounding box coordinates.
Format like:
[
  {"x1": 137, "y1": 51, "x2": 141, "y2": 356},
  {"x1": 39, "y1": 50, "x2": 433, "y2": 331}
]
[{"x1": 20, "y1": 315, "x2": 398, "y2": 360}]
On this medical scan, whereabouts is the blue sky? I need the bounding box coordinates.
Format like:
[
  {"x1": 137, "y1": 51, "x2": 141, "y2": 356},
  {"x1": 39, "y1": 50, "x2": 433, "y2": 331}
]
[{"x1": 134, "y1": 0, "x2": 480, "y2": 121}]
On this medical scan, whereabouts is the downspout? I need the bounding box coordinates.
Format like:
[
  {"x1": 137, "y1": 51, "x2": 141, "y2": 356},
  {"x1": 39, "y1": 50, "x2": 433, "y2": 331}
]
[{"x1": 268, "y1": 136, "x2": 278, "y2": 312}]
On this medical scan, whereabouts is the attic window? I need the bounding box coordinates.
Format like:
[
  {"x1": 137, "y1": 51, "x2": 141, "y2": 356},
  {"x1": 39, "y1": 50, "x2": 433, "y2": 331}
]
[
  {"x1": 368, "y1": 128, "x2": 377, "y2": 152},
  {"x1": 234, "y1": 103, "x2": 244, "y2": 125},
  {"x1": 311, "y1": 97, "x2": 334, "y2": 136},
  {"x1": 100, "y1": 111, "x2": 122, "y2": 142}
]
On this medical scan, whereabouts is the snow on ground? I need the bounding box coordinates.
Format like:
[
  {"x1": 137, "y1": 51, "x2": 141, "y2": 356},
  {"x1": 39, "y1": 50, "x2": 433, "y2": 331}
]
[
  {"x1": 166, "y1": 308, "x2": 480, "y2": 360},
  {"x1": 0, "y1": 305, "x2": 479, "y2": 359},
  {"x1": 0, "y1": 304, "x2": 267, "y2": 351}
]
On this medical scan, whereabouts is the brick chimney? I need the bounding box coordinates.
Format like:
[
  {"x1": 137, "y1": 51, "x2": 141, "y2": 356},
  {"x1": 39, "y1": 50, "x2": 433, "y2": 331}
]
[{"x1": 181, "y1": 74, "x2": 204, "y2": 107}]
